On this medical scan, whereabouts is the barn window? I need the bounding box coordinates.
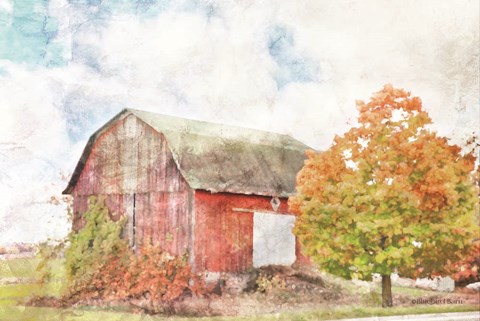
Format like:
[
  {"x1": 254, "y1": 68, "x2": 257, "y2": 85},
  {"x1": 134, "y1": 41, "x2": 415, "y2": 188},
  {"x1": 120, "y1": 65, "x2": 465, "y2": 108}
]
[
  {"x1": 270, "y1": 197, "x2": 280, "y2": 211},
  {"x1": 252, "y1": 212, "x2": 296, "y2": 267}
]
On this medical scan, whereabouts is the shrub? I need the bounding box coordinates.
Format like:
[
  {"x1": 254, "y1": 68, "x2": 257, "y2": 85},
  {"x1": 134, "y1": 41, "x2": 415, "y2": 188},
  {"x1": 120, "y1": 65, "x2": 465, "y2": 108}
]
[
  {"x1": 65, "y1": 196, "x2": 128, "y2": 295},
  {"x1": 64, "y1": 196, "x2": 203, "y2": 305},
  {"x1": 448, "y1": 243, "x2": 480, "y2": 285},
  {"x1": 256, "y1": 272, "x2": 286, "y2": 293},
  {"x1": 36, "y1": 240, "x2": 65, "y2": 284}
]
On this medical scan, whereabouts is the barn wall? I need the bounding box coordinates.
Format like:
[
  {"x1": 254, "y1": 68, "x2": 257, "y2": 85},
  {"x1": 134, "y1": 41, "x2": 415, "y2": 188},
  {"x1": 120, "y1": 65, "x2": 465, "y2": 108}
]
[
  {"x1": 72, "y1": 114, "x2": 194, "y2": 256},
  {"x1": 193, "y1": 190, "x2": 308, "y2": 272}
]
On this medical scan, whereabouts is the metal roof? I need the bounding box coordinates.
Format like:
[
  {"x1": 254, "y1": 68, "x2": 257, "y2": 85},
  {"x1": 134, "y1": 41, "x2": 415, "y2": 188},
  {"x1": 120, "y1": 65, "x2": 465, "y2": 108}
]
[{"x1": 63, "y1": 108, "x2": 310, "y2": 197}]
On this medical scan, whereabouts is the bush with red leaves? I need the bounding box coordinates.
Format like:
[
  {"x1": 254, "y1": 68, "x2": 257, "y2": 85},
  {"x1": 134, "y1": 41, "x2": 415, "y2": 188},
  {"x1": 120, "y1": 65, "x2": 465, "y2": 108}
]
[
  {"x1": 68, "y1": 245, "x2": 204, "y2": 305},
  {"x1": 448, "y1": 243, "x2": 480, "y2": 285}
]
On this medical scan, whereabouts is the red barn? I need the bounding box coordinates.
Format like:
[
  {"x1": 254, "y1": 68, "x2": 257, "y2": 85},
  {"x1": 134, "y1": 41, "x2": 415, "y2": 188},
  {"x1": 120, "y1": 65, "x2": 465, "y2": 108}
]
[{"x1": 63, "y1": 109, "x2": 310, "y2": 272}]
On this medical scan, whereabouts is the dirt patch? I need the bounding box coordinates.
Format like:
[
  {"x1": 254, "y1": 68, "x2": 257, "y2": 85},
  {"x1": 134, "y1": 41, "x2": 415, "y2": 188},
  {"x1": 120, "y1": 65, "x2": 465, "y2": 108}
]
[{"x1": 26, "y1": 296, "x2": 70, "y2": 308}]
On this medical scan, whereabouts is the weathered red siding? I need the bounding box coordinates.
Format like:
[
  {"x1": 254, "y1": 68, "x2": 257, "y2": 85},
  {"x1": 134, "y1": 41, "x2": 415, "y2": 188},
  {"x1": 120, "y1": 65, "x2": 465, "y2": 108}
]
[
  {"x1": 72, "y1": 114, "x2": 194, "y2": 256},
  {"x1": 193, "y1": 191, "x2": 307, "y2": 272}
]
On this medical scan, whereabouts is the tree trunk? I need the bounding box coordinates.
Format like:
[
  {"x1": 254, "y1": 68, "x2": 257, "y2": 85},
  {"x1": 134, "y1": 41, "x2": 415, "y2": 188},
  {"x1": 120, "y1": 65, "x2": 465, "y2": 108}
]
[{"x1": 381, "y1": 274, "x2": 393, "y2": 307}]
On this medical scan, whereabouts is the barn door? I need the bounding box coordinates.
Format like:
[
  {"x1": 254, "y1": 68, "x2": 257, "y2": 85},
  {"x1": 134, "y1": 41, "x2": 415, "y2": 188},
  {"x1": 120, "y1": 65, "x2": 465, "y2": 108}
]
[
  {"x1": 125, "y1": 193, "x2": 136, "y2": 249},
  {"x1": 252, "y1": 212, "x2": 296, "y2": 267}
]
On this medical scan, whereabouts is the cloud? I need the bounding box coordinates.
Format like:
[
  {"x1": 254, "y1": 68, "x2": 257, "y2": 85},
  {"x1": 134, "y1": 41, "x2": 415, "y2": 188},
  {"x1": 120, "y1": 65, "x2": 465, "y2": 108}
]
[
  {"x1": 0, "y1": 62, "x2": 70, "y2": 244},
  {"x1": 0, "y1": 60, "x2": 124, "y2": 244},
  {"x1": 280, "y1": 0, "x2": 479, "y2": 143},
  {"x1": 0, "y1": 0, "x2": 12, "y2": 13},
  {"x1": 0, "y1": 0, "x2": 478, "y2": 243}
]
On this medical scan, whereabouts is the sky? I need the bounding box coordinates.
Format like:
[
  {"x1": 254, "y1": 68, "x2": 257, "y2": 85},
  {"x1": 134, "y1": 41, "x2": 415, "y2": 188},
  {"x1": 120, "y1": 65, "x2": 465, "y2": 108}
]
[{"x1": 0, "y1": 0, "x2": 478, "y2": 244}]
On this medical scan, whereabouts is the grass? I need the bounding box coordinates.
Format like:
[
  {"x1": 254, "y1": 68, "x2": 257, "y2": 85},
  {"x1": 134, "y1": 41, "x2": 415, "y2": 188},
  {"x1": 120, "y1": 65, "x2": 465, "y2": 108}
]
[
  {"x1": 0, "y1": 303, "x2": 478, "y2": 321},
  {"x1": 0, "y1": 284, "x2": 42, "y2": 302},
  {"x1": 0, "y1": 258, "x2": 477, "y2": 321},
  {"x1": 0, "y1": 257, "x2": 65, "y2": 280},
  {"x1": 0, "y1": 258, "x2": 40, "y2": 279},
  {"x1": 391, "y1": 285, "x2": 437, "y2": 297},
  {"x1": 1, "y1": 306, "x2": 162, "y2": 321},
  {"x1": 0, "y1": 281, "x2": 64, "y2": 309},
  {"x1": 245, "y1": 305, "x2": 480, "y2": 321}
]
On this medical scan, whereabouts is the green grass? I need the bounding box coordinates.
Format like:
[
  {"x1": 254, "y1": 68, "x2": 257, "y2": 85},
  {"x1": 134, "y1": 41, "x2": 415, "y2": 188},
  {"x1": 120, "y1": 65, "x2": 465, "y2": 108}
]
[
  {"x1": 392, "y1": 285, "x2": 437, "y2": 297},
  {"x1": 0, "y1": 257, "x2": 65, "y2": 281},
  {"x1": 1, "y1": 257, "x2": 64, "y2": 276},
  {"x1": 0, "y1": 284, "x2": 42, "y2": 301},
  {"x1": 0, "y1": 282, "x2": 64, "y2": 306},
  {"x1": 0, "y1": 306, "x2": 162, "y2": 321},
  {"x1": 0, "y1": 303, "x2": 478, "y2": 321},
  {"x1": 274, "y1": 305, "x2": 479, "y2": 321},
  {"x1": 0, "y1": 257, "x2": 65, "y2": 313},
  {"x1": 0, "y1": 258, "x2": 40, "y2": 279}
]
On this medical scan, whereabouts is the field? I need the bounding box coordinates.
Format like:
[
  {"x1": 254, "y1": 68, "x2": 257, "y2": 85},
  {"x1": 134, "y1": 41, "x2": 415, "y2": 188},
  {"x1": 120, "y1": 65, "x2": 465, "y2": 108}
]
[{"x1": 0, "y1": 257, "x2": 478, "y2": 321}]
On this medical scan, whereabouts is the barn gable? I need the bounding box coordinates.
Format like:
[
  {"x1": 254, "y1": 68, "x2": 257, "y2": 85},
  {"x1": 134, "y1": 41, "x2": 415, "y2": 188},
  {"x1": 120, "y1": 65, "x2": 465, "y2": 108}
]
[
  {"x1": 64, "y1": 108, "x2": 309, "y2": 197},
  {"x1": 68, "y1": 114, "x2": 194, "y2": 254}
]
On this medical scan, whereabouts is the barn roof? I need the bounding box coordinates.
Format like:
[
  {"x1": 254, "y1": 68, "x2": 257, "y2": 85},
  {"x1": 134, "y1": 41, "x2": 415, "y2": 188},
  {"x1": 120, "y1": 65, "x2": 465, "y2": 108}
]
[{"x1": 63, "y1": 108, "x2": 310, "y2": 197}]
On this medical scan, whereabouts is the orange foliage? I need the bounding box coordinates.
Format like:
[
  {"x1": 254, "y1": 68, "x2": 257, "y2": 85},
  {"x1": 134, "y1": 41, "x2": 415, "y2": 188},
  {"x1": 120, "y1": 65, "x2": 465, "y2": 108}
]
[
  {"x1": 447, "y1": 243, "x2": 480, "y2": 284},
  {"x1": 68, "y1": 246, "x2": 204, "y2": 304}
]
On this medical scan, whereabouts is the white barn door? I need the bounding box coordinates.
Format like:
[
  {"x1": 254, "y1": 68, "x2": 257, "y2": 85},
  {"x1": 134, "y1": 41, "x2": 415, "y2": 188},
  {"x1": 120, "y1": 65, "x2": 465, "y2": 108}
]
[{"x1": 252, "y1": 212, "x2": 296, "y2": 267}]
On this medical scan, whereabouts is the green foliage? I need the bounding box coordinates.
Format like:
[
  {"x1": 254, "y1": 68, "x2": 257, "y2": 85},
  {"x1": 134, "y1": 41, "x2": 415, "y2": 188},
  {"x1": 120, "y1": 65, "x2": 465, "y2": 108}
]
[
  {"x1": 290, "y1": 85, "x2": 478, "y2": 284},
  {"x1": 65, "y1": 196, "x2": 128, "y2": 291},
  {"x1": 36, "y1": 241, "x2": 66, "y2": 284}
]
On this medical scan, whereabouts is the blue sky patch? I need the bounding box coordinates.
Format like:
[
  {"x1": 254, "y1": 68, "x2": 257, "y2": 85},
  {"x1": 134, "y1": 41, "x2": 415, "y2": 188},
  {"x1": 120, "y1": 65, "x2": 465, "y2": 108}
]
[
  {"x1": 267, "y1": 25, "x2": 320, "y2": 88},
  {"x1": 0, "y1": 0, "x2": 65, "y2": 67}
]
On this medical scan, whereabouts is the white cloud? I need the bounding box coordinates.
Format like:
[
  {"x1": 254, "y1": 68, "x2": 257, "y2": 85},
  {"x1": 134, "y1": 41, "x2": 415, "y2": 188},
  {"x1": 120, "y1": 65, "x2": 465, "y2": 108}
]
[
  {"x1": 0, "y1": 0, "x2": 478, "y2": 243},
  {"x1": 0, "y1": 0, "x2": 12, "y2": 13}
]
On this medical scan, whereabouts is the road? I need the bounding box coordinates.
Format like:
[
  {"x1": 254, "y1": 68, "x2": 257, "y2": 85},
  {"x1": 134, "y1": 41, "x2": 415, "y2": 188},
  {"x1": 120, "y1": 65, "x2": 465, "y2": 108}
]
[{"x1": 326, "y1": 312, "x2": 479, "y2": 321}]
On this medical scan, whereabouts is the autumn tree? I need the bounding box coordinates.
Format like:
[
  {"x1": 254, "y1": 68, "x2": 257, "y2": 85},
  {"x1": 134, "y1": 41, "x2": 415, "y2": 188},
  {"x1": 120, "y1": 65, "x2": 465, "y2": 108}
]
[{"x1": 290, "y1": 85, "x2": 478, "y2": 307}]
